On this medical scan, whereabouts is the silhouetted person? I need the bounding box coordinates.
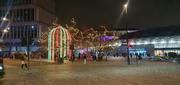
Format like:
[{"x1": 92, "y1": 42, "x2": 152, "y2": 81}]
[
  {"x1": 92, "y1": 53, "x2": 96, "y2": 62},
  {"x1": 21, "y1": 54, "x2": 28, "y2": 70},
  {"x1": 78, "y1": 53, "x2": 81, "y2": 60},
  {"x1": 116, "y1": 53, "x2": 119, "y2": 57},
  {"x1": 138, "y1": 54, "x2": 142, "y2": 64},
  {"x1": 83, "y1": 53, "x2": 87, "y2": 64}
]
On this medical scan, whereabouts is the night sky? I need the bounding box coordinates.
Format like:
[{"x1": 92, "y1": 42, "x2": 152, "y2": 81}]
[{"x1": 55, "y1": 0, "x2": 180, "y2": 28}]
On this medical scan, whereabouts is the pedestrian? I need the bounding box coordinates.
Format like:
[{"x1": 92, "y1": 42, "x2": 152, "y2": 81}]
[
  {"x1": 21, "y1": 54, "x2": 28, "y2": 70},
  {"x1": 83, "y1": 53, "x2": 87, "y2": 64},
  {"x1": 130, "y1": 53, "x2": 133, "y2": 63},
  {"x1": 71, "y1": 54, "x2": 75, "y2": 63},
  {"x1": 138, "y1": 54, "x2": 142, "y2": 64},
  {"x1": 78, "y1": 53, "x2": 81, "y2": 60},
  {"x1": 116, "y1": 53, "x2": 119, "y2": 57},
  {"x1": 93, "y1": 53, "x2": 96, "y2": 63}
]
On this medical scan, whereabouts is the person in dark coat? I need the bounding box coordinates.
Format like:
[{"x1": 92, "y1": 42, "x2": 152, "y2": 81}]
[
  {"x1": 83, "y1": 53, "x2": 87, "y2": 64},
  {"x1": 21, "y1": 54, "x2": 28, "y2": 69}
]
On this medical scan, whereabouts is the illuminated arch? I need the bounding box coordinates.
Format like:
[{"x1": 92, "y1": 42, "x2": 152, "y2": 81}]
[{"x1": 48, "y1": 25, "x2": 72, "y2": 63}]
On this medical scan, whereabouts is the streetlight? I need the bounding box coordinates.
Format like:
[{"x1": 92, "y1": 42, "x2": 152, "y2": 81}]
[
  {"x1": 124, "y1": 0, "x2": 129, "y2": 14},
  {"x1": 124, "y1": 4, "x2": 128, "y2": 9},
  {"x1": 7, "y1": 27, "x2": 10, "y2": 30},
  {"x1": 1, "y1": 17, "x2": 12, "y2": 60},
  {"x1": 3, "y1": 29, "x2": 8, "y2": 33},
  {"x1": 123, "y1": 0, "x2": 130, "y2": 65},
  {"x1": 0, "y1": 17, "x2": 10, "y2": 39},
  {"x1": 2, "y1": 17, "x2": 8, "y2": 21}
]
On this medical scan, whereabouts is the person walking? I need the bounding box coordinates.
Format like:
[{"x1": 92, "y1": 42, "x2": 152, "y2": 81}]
[
  {"x1": 21, "y1": 54, "x2": 28, "y2": 70},
  {"x1": 93, "y1": 54, "x2": 96, "y2": 63},
  {"x1": 71, "y1": 54, "x2": 75, "y2": 63},
  {"x1": 138, "y1": 54, "x2": 142, "y2": 64},
  {"x1": 83, "y1": 53, "x2": 87, "y2": 64}
]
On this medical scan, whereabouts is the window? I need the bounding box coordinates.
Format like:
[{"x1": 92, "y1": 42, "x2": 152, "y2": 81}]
[
  {"x1": 13, "y1": 0, "x2": 17, "y2": 5},
  {"x1": 21, "y1": 26, "x2": 25, "y2": 38},
  {"x1": 27, "y1": 8, "x2": 31, "y2": 21},
  {"x1": 11, "y1": 0, "x2": 31, "y2": 6},
  {"x1": 17, "y1": 26, "x2": 21, "y2": 38},
  {"x1": 23, "y1": 8, "x2": 28, "y2": 21},
  {"x1": 10, "y1": 26, "x2": 13, "y2": 39},
  {"x1": 24, "y1": 25, "x2": 28, "y2": 38},
  {"x1": 29, "y1": 0, "x2": 32, "y2": 4},
  {"x1": 13, "y1": 9, "x2": 17, "y2": 22},
  {"x1": 0, "y1": 10, "x2": 2, "y2": 17},
  {"x1": 0, "y1": 0, "x2": 2, "y2": 7},
  {"x1": 20, "y1": 9, "x2": 23, "y2": 22},
  {"x1": 34, "y1": 26, "x2": 38, "y2": 38},
  {"x1": 16, "y1": 9, "x2": 20, "y2": 22},
  {"x1": 9, "y1": 26, "x2": 12, "y2": 39},
  {"x1": 25, "y1": 0, "x2": 28, "y2": 4},
  {"x1": 31, "y1": 25, "x2": 38, "y2": 38},
  {"x1": 2, "y1": 10, "x2": 5, "y2": 17},
  {"x1": 20, "y1": 0, "x2": 23, "y2": 5},
  {"x1": 13, "y1": 26, "x2": 17, "y2": 39},
  {"x1": 16, "y1": 0, "x2": 20, "y2": 5},
  {"x1": 9, "y1": 10, "x2": 12, "y2": 19},
  {"x1": 30, "y1": 8, "x2": 34, "y2": 21},
  {"x1": 0, "y1": 30, "x2": 2, "y2": 37}
]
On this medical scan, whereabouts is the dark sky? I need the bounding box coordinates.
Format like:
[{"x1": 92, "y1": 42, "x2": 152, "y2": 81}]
[{"x1": 55, "y1": 0, "x2": 180, "y2": 28}]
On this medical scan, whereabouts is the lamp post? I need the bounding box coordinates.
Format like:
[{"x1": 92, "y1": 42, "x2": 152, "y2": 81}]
[
  {"x1": 1, "y1": 17, "x2": 10, "y2": 39},
  {"x1": 0, "y1": 17, "x2": 10, "y2": 63},
  {"x1": 124, "y1": 0, "x2": 130, "y2": 65}
]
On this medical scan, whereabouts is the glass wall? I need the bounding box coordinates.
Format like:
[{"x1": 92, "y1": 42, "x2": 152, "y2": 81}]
[
  {"x1": 0, "y1": 8, "x2": 35, "y2": 22},
  {"x1": 2, "y1": 25, "x2": 39, "y2": 39},
  {"x1": 130, "y1": 36, "x2": 180, "y2": 49},
  {"x1": 155, "y1": 50, "x2": 180, "y2": 56},
  {"x1": 0, "y1": 0, "x2": 31, "y2": 7},
  {"x1": 129, "y1": 36, "x2": 180, "y2": 56}
]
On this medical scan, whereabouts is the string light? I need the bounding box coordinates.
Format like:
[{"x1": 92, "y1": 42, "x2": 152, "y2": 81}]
[{"x1": 48, "y1": 25, "x2": 72, "y2": 63}]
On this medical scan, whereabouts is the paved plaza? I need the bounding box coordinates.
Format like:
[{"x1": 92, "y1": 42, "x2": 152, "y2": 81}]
[{"x1": 0, "y1": 59, "x2": 180, "y2": 85}]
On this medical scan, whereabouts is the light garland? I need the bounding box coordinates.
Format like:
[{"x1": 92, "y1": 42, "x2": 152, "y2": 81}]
[{"x1": 48, "y1": 25, "x2": 72, "y2": 63}]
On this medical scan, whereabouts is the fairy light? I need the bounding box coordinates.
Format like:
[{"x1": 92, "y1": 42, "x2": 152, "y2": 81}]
[
  {"x1": 60, "y1": 27, "x2": 63, "y2": 59},
  {"x1": 51, "y1": 29, "x2": 56, "y2": 62},
  {"x1": 48, "y1": 25, "x2": 72, "y2": 63},
  {"x1": 62, "y1": 26, "x2": 67, "y2": 58},
  {"x1": 48, "y1": 32, "x2": 52, "y2": 61},
  {"x1": 48, "y1": 27, "x2": 57, "y2": 62},
  {"x1": 66, "y1": 29, "x2": 69, "y2": 57},
  {"x1": 66, "y1": 29, "x2": 72, "y2": 58}
]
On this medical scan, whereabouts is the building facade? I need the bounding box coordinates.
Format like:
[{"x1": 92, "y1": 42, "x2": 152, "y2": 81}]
[
  {"x1": 128, "y1": 36, "x2": 180, "y2": 56},
  {"x1": 120, "y1": 26, "x2": 180, "y2": 57},
  {"x1": 0, "y1": 0, "x2": 55, "y2": 52}
]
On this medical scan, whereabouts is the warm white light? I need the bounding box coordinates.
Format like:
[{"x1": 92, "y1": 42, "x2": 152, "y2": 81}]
[
  {"x1": 124, "y1": 4, "x2": 128, "y2": 9},
  {"x1": 2, "y1": 17, "x2": 8, "y2": 21},
  {"x1": 0, "y1": 66, "x2": 3, "y2": 70},
  {"x1": 7, "y1": 27, "x2": 10, "y2": 30},
  {"x1": 3, "y1": 29, "x2": 8, "y2": 33},
  {"x1": 116, "y1": 42, "x2": 118, "y2": 45},
  {"x1": 124, "y1": 0, "x2": 129, "y2": 9}
]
